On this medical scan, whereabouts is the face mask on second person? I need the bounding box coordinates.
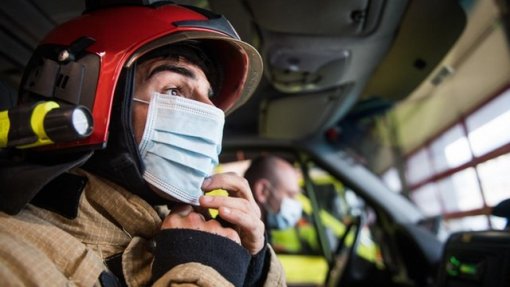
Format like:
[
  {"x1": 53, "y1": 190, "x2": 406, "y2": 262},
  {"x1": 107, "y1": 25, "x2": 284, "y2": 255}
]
[{"x1": 266, "y1": 195, "x2": 303, "y2": 230}]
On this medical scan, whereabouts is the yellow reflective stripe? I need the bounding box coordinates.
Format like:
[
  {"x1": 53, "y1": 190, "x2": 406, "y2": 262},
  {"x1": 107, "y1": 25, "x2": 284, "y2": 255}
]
[
  {"x1": 311, "y1": 175, "x2": 344, "y2": 189},
  {"x1": 0, "y1": 110, "x2": 9, "y2": 147},
  {"x1": 31, "y1": 101, "x2": 59, "y2": 140},
  {"x1": 356, "y1": 239, "x2": 379, "y2": 264},
  {"x1": 297, "y1": 224, "x2": 320, "y2": 251},
  {"x1": 319, "y1": 209, "x2": 345, "y2": 236},
  {"x1": 297, "y1": 193, "x2": 312, "y2": 214},
  {"x1": 341, "y1": 227, "x2": 381, "y2": 265},
  {"x1": 19, "y1": 101, "x2": 59, "y2": 148},
  {"x1": 277, "y1": 255, "x2": 328, "y2": 285},
  {"x1": 318, "y1": 209, "x2": 381, "y2": 264},
  {"x1": 271, "y1": 228, "x2": 302, "y2": 253}
]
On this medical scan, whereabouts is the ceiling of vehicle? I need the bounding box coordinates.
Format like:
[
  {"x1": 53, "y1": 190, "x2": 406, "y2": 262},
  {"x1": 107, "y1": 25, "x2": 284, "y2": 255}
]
[
  {"x1": 0, "y1": 0, "x2": 468, "y2": 148},
  {"x1": 211, "y1": 0, "x2": 466, "y2": 142}
]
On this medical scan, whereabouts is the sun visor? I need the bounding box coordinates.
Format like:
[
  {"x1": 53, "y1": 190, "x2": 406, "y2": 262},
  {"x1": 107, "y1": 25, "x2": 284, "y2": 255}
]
[{"x1": 259, "y1": 83, "x2": 358, "y2": 140}]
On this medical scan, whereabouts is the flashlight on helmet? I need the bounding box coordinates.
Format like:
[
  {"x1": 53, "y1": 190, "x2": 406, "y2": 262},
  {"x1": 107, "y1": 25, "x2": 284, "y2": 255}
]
[{"x1": 0, "y1": 101, "x2": 93, "y2": 149}]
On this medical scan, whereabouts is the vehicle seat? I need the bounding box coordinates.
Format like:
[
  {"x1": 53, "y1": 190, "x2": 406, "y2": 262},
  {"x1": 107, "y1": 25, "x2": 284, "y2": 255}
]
[{"x1": 394, "y1": 223, "x2": 443, "y2": 286}]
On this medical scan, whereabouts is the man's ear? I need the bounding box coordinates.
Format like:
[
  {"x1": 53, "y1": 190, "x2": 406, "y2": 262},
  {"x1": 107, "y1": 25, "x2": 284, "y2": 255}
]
[{"x1": 253, "y1": 179, "x2": 270, "y2": 204}]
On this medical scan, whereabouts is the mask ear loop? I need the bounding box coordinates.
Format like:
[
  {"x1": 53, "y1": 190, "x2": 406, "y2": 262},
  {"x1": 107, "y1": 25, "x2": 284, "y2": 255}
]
[{"x1": 133, "y1": 98, "x2": 150, "y2": 105}]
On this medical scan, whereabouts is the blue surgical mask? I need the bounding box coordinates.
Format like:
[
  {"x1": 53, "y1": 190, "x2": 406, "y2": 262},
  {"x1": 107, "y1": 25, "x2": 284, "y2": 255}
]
[
  {"x1": 266, "y1": 197, "x2": 303, "y2": 230},
  {"x1": 135, "y1": 92, "x2": 224, "y2": 205}
]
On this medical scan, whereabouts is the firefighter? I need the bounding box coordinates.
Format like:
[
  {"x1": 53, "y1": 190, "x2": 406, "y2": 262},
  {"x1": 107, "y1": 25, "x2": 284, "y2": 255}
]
[
  {"x1": 244, "y1": 156, "x2": 303, "y2": 232},
  {"x1": 0, "y1": 2, "x2": 285, "y2": 286}
]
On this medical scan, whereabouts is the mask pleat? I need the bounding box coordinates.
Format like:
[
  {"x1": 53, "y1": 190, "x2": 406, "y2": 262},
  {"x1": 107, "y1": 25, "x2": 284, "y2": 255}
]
[
  {"x1": 147, "y1": 142, "x2": 215, "y2": 172},
  {"x1": 156, "y1": 114, "x2": 222, "y2": 143},
  {"x1": 152, "y1": 130, "x2": 220, "y2": 157}
]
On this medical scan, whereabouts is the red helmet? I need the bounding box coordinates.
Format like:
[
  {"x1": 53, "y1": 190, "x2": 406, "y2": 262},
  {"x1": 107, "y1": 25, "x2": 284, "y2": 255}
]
[{"x1": 19, "y1": 2, "x2": 262, "y2": 150}]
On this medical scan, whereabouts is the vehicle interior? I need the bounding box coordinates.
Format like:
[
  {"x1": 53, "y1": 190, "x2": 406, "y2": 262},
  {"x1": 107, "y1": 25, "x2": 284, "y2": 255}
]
[{"x1": 1, "y1": 0, "x2": 510, "y2": 286}]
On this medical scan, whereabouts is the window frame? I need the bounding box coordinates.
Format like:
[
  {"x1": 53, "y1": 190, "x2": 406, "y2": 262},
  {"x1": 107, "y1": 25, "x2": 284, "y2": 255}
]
[{"x1": 401, "y1": 84, "x2": 510, "y2": 228}]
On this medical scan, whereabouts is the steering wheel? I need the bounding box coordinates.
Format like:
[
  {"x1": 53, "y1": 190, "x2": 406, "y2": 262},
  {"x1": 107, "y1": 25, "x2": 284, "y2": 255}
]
[{"x1": 325, "y1": 212, "x2": 366, "y2": 287}]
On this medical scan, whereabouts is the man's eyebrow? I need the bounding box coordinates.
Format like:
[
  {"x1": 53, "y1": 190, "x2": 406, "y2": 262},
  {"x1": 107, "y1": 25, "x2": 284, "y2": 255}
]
[{"x1": 147, "y1": 64, "x2": 196, "y2": 80}]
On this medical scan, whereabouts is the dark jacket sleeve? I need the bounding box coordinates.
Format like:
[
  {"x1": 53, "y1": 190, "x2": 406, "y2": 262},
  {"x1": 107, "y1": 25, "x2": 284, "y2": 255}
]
[
  {"x1": 152, "y1": 229, "x2": 251, "y2": 286},
  {"x1": 243, "y1": 236, "x2": 270, "y2": 286}
]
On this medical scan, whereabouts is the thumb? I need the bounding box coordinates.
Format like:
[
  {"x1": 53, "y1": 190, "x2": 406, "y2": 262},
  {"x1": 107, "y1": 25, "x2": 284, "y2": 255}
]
[{"x1": 171, "y1": 204, "x2": 193, "y2": 217}]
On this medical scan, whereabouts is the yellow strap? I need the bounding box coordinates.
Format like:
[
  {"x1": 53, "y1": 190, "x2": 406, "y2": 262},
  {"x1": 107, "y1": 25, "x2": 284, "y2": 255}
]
[
  {"x1": 0, "y1": 110, "x2": 9, "y2": 147},
  {"x1": 205, "y1": 189, "x2": 228, "y2": 218}
]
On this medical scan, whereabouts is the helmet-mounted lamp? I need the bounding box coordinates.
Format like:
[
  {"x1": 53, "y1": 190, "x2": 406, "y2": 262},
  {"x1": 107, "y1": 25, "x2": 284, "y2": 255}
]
[{"x1": 0, "y1": 102, "x2": 93, "y2": 149}]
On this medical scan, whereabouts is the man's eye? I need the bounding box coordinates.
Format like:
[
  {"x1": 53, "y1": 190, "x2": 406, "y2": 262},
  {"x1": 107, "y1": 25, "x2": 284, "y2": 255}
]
[{"x1": 164, "y1": 88, "x2": 181, "y2": 96}]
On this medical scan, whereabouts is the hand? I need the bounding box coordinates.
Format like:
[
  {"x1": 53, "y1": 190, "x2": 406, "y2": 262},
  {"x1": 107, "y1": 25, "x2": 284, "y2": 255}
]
[
  {"x1": 199, "y1": 172, "x2": 266, "y2": 255},
  {"x1": 160, "y1": 204, "x2": 241, "y2": 244}
]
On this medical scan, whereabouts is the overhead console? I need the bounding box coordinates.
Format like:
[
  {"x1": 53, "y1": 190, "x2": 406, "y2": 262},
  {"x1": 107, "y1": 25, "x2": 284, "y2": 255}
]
[
  {"x1": 242, "y1": 0, "x2": 390, "y2": 94},
  {"x1": 225, "y1": 0, "x2": 407, "y2": 94},
  {"x1": 211, "y1": 0, "x2": 410, "y2": 140}
]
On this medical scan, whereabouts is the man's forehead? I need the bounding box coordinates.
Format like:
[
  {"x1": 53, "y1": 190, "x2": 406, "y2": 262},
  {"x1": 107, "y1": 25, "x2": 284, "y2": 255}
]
[
  {"x1": 135, "y1": 56, "x2": 214, "y2": 99},
  {"x1": 137, "y1": 57, "x2": 211, "y2": 90},
  {"x1": 140, "y1": 57, "x2": 203, "y2": 74}
]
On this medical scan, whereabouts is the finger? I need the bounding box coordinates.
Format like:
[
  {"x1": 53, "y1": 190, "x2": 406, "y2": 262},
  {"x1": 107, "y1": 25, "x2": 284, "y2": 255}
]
[
  {"x1": 202, "y1": 173, "x2": 254, "y2": 202},
  {"x1": 161, "y1": 212, "x2": 242, "y2": 245},
  {"x1": 193, "y1": 205, "x2": 213, "y2": 220},
  {"x1": 204, "y1": 219, "x2": 241, "y2": 244},
  {"x1": 201, "y1": 195, "x2": 264, "y2": 254},
  {"x1": 221, "y1": 227, "x2": 242, "y2": 244},
  {"x1": 200, "y1": 195, "x2": 261, "y2": 219},
  {"x1": 199, "y1": 195, "x2": 250, "y2": 211},
  {"x1": 171, "y1": 204, "x2": 194, "y2": 216},
  {"x1": 218, "y1": 206, "x2": 265, "y2": 254},
  {"x1": 201, "y1": 173, "x2": 259, "y2": 216},
  {"x1": 218, "y1": 206, "x2": 259, "y2": 232},
  {"x1": 162, "y1": 206, "x2": 202, "y2": 229}
]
